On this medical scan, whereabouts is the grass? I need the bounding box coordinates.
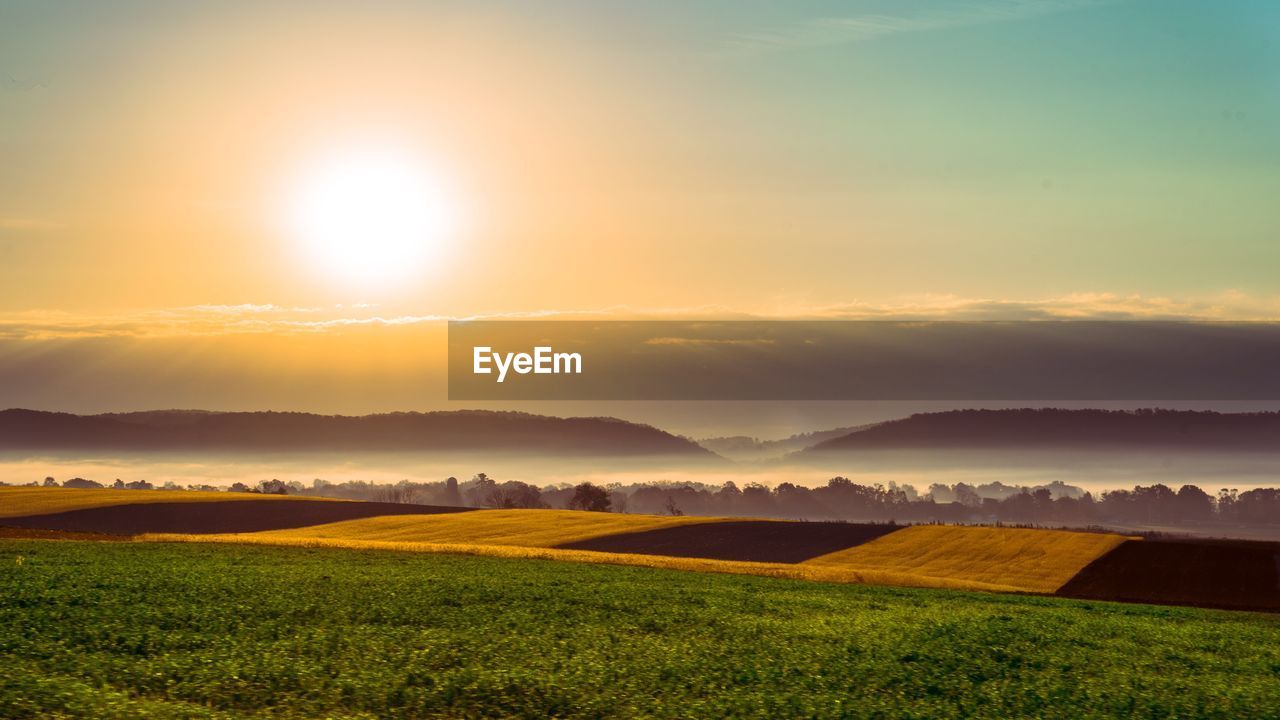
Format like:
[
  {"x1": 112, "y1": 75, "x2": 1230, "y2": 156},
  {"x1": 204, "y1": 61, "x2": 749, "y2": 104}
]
[
  {"x1": 3, "y1": 539, "x2": 1280, "y2": 719},
  {"x1": 237, "y1": 508, "x2": 723, "y2": 547},
  {"x1": 805, "y1": 525, "x2": 1133, "y2": 594},
  {"x1": 0, "y1": 487, "x2": 328, "y2": 519}
]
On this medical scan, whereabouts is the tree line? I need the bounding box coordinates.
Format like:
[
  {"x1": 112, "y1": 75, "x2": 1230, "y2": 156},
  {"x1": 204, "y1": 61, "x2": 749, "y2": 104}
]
[{"x1": 16, "y1": 474, "x2": 1280, "y2": 529}]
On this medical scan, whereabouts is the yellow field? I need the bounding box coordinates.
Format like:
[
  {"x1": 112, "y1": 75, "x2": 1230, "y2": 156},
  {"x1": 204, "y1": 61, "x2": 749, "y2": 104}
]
[
  {"x1": 242, "y1": 509, "x2": 724, "y2": 547},
  {"x1": 140, "y1": 532, "x2": 1024, "y2": 593},
  {"x1": 5, "y1": 488, "x2": 1131, "y2": 597},
  {"x1": 804, "y1": 525, "x2": 1133, "y2": 593},
  {"x1": 0, "y1": 486, "x2": 330, "y2": 519}
]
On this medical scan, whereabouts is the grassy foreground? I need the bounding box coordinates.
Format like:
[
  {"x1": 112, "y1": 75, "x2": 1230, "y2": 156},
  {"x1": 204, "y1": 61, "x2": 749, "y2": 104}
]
[{"x1": 3, "y1": 540, "x2": 1280, "y2": 719}]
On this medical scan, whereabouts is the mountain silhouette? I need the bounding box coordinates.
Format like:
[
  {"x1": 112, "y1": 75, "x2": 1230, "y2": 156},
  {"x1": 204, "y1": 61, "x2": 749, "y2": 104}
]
[
  {"x1": 801, "y1": 409, "x2": 1280, "y2": 453},
  {"x1": 0, "y1": 409, "x2": 714, "y2": 457}
]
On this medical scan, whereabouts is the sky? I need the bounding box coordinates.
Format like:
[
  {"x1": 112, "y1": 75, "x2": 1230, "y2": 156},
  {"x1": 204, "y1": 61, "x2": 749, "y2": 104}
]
[{"x1": 2, "y1": 0, "x2": 1280, "y2": 422}]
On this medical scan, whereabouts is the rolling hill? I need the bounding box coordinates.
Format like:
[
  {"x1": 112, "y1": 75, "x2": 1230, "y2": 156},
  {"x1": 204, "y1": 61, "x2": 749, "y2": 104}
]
[
  {"x1": 0, "y1": 409, "x2": 715, "y2": 456},
  {"x1": 698, "y1": 424, "x2": 880, "y2": 458},
  {"x1": 802, "y1": 408, "x2": 1280, "y2": 453}
]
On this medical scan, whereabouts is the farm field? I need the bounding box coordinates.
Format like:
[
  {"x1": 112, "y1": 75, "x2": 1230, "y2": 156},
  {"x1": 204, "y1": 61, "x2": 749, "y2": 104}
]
[
  {"x1": 1059, "y1": 537, "x2": 1280, "y2": 611},
  {"x1": 0, "y1": 498, "x2": 471, "y2": 535},
  {"x1": 147, "y1": 511, "x2": 1126, "y2": 593},
  {"x1": 4, "y1": 488, "x2": 1279, "y2": 610},
  {"x1": 804, "y1": 525, "x2": 1132, "y2": 594},
  {"x1": 241, "y1": 508, "x2": 722, "y2": 547},
  {"x1": 0, "y1": 486, "x2": 326, "y2": 518},
  {"x1": 143, "y1": 530, "x2": 1016, "y2": 592},
  {"x1": 3, "y1": 539, "x2": 1280, "y2": 719},
  {"x1": 558, "y1": 520, "x2": 900, "y2": 562}
]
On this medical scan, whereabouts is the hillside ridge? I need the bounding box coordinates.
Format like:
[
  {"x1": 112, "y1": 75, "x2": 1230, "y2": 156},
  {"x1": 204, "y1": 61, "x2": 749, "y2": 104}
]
[{"x1": 0, "y1": 408, "x2": 714, "y2": 456}]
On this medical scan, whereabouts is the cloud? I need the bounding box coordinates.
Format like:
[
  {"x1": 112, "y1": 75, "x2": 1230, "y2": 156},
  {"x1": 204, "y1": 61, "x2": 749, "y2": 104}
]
[
  {"x1": 1, "y1": 291, "x2": 1278, "y2": 341},
  {"x1": 0, "y1": 307, "x2": 447, "y2": 341},
  {"x1": 793, "y1": 292, "x2": 1280, "y2": 321},
  {"x1": 724, "y1": 0, "x2": 1113, "y2": 55}
]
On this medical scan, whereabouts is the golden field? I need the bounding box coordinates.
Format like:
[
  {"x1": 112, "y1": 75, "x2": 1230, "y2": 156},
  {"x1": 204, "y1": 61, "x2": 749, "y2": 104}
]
[
  {"x1": 2, "y1": 488, "x2": 1131, "y2": 597},
  {"x1": 238, "y1": 509, "x2": 724, "y2": 547},
  {"x1": 139, "y1": 532, "x2": 1024, "y2": 593},
  {"x1": 804, "y1": 525, "x2": 1133, "y2": 594},
  {"x1": 0, "y1": 486, "x2": 330, "y2": 518}
]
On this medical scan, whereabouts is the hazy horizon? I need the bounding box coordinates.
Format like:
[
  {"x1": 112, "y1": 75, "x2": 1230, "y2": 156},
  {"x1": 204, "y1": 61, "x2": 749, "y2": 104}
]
[{"x1": 9, "y1": 400, "x2": 1280, "y2": 441}]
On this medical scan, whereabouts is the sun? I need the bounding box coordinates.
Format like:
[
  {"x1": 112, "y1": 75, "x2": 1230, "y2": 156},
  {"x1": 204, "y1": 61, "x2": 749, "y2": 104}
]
[{"x1": 281, "y1": 143, "x2": 457, "y2": 288}]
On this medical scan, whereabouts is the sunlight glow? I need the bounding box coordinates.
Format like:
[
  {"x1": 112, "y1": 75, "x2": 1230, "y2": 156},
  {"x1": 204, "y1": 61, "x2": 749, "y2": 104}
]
[{"x1": 282, "y1": 143, "x2": 457, "y2": 288}]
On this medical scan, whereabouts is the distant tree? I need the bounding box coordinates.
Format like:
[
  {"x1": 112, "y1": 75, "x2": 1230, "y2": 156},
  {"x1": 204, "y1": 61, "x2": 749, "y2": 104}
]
[
  {"x1": 1133, "y1": 484, "x2": 1177, "y2": 524},
  {"x1": 229, "y1": 482, "x2": 251, "y2": 493},
  {"x1": 888, "y1": 481, "x2": 920, "y2": 502},
  {"x1": 775, "y1": 482, "x2": 822, "y2": 518},
  {"x1": 568, "y1": 483, "x2": 612, "y2": 512},
  {"x1": 42, "y1": 476, "x2": 59, "y2": 487},
  {"x1": 257, "y1": 479, "x2": 289, "y2": 495},
  {"x1": 374, "y1": 481, "x2": 412, "y2": 504},
  {"x1": 1234, "y1": 488, "x2": 1280, "y2": 525},
  {"x1": 1174, "y1": 485, "x2": 1214, "y2": 523},
  {"x1": 63, "y1": 477, "x2": 104, "y2": 489},
  {"x1": 112, "y1": 479, "x2": 125, "y2": 489},
  {"x1": 953, "y1": 484, "x2": 982, "y2": 508},
  {"x1": 162, "y1": 481, "x2": 183, "y2": 491},
  {"x1": 483, "y1": 481, "x2": 546, "y2": 509},
  {"x1": 663, "y1": 495, "x2": 683, "y2": 516},
  {"x1": 738, "y1": 483, "x2": 773, "y2": 516},
  {"x1": 1217, "y1": 488, "x2": 1238, "y2": 519},
  {"x1": 609, "y1": 491, "x2": 629, "y2": 514},
  {"x1": 463, "y1": 473, "x2": 497, "y2": 507},
  {"x1": 928, "y1": 483, "x2": 955, "y2": 503},
  {"x1": 717, "y1": 481, "x2": 741, "y2": 497},
  {"x1": 125, "y1": 480, "x2": 153, "y2": 491},
  {"x1": 1031, "y1": 488, "x2": 1054, "y2": 519}
]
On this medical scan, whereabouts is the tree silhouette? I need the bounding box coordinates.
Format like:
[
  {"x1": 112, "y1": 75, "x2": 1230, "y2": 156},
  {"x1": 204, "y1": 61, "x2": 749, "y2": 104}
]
[{"x1": 568, "y1": 483, "x2": 611, "y2": 512}]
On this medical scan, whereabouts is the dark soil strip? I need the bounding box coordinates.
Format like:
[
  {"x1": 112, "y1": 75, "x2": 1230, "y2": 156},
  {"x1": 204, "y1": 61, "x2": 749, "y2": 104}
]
[
  {"x1": 0, "y1": 526, "x2": 134, "y2": 542},
  {"x1": 1057, "y1": 538, "x2": 1280, "y2": 612},
  {"x1": 556, "y1": 520, "x2": 901, "y2": 563},
  {"x1": 2, "y1": 500, "x2": 473, "y2": 535}
]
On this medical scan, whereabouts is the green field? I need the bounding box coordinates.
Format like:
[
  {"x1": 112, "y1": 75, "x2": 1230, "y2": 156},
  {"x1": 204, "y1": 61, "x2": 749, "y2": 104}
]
[{"x1": 3, "y1": 540, "x2": 1279, "y2": 719}]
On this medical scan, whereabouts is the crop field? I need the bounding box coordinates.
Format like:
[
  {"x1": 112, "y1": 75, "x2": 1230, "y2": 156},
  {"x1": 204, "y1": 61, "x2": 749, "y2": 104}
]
[
  {"x1": 240, "y1": 508, "x2": 722, "y2": 547},
  {"x1": 142, "y1": 531, "x2": 1017, "y2": 592},
  {"x1": 558, "y1": 520, "x2": 900, "y2": 562},
  {"x1": 805, "y1": 525, "x2": 1133, "y2": 594},
  {"x1": 4, "y1": 488, "x2": 1277, "y2": 610},
  {"x1": 144, "y1": 517, "x2": 1132, "y2": 594},
  {"x1": 1059, "y1": 537, "x2": 1280, "y2": 611},
  {"x1": 0, "y1": 486, "x2": 326, "y2": 519},
  {"x1": 3, "y1": 539, "x2": 1280, "y2": 720}
]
